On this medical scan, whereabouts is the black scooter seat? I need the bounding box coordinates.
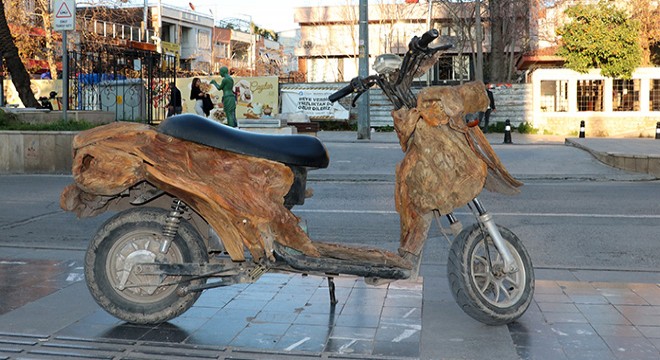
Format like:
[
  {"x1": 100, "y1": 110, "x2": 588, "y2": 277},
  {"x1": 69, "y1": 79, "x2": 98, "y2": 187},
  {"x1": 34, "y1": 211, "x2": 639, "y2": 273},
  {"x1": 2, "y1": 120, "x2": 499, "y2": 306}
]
[{"x1": 158, "y1": 114, "x2": 329, "y2": 168}]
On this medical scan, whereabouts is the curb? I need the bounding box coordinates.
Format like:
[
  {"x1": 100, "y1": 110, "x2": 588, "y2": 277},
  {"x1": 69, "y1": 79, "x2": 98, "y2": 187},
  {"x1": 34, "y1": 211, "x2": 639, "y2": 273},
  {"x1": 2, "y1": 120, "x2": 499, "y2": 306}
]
[{"x1": 565, "y1": 138, "x2": 660, "y2": 178}]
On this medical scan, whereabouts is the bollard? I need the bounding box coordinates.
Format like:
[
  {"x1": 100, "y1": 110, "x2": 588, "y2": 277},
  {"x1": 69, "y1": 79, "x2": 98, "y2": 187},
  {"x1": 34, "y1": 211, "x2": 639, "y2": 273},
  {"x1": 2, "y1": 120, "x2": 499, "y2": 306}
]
[
  {"x1": 503, "y1": 119, "x2": 512, "y2": 144},
  {"x1": 579, "y1": 120, "x2": 586, "y2": 138},
  {"x1": 656, "y1": 122, "x2": 660, "y2": 140}
]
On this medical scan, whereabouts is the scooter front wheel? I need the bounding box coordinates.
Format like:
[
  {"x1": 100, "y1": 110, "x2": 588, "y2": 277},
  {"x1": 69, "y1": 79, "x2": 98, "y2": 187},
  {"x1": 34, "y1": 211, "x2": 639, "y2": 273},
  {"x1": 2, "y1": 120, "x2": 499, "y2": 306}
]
[
  {"x1": 447, "y1": 223, "x2": 534, "y2": 325},
  {"x1": 84, "y1": 207, "x2": 208, "y2": 324}
]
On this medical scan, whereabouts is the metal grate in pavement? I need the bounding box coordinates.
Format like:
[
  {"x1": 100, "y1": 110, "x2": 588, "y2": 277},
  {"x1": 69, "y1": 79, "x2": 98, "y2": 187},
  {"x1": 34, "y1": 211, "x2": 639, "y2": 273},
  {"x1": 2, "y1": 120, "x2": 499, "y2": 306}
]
[{"x1": 0, "y1": 333, "x2": 415, "y2": 360}]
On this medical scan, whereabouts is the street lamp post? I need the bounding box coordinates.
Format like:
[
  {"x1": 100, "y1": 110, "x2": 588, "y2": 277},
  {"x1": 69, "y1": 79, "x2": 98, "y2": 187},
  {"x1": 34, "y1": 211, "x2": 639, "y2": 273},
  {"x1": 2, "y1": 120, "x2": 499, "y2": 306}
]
[
  {"x1": 143, "y1": 0, "x2": 147, "y2": 41},
  {"x1": 357, "y1": 0, "x2": 370, "y2": 140}
]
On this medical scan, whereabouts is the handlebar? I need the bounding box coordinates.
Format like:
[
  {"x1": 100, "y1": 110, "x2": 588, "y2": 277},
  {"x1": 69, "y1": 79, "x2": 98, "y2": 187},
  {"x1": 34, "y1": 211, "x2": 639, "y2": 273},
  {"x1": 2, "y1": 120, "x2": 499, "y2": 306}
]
[
  {"x1": 433, "y1": 43, "x2": 454, "y2": 51},
  {"x1": 328, "y1": 76, "x2": 376, "y2": 103},
  {"x1": 328, "y1": 83, "x2": 354, "y2": 103},
  {"x1": 417, "y1": 29, "x2": 439, "y2": 49},
  {"x1": 328, "y1": 28, "x2": 452, "y2": 107}
]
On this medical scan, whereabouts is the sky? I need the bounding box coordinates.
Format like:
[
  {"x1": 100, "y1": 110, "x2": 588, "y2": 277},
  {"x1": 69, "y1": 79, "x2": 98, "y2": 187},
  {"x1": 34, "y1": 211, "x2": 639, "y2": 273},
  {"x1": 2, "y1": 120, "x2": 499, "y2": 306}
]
[{"x1": 161, "y1": 0, "x2": 341, "y2": 32}]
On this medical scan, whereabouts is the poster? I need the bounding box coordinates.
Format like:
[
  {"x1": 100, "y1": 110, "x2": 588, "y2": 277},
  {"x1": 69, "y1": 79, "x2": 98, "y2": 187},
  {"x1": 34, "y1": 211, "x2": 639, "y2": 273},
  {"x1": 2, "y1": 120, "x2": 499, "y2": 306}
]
[
  {"x1": 179, "y1": 76, "x2": 279, "y2": 122},
  {"x1": 281, "y1": 88, "x2": 350, "y2": 120}
]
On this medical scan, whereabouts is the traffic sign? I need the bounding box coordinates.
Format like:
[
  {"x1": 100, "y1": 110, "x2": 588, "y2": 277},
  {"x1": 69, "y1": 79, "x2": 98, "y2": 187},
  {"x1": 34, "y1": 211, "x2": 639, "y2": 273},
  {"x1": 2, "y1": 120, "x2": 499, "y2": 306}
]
[{"x1": 53, "y1": 0, "x2": 76, "y2": 31}]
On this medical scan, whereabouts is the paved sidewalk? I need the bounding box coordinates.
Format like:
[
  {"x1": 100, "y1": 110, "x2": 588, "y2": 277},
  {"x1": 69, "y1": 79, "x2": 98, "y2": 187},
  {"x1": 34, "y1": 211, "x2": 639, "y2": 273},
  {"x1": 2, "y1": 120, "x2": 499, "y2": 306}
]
[
  {"x1": 0, "y1": 248, "x2": 658, "y2": 360},
  {"x1": 317, "y1": 130, "x2": 660, "y2": 179}
]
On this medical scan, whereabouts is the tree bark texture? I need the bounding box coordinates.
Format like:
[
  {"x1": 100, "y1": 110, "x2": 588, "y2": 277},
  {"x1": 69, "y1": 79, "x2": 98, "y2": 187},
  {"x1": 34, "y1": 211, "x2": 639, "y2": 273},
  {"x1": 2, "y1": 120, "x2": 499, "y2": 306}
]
[
  {"x1": 60, "y1": 122, "x2": 319, "y2": 262},
  {"x1": 60, "y1": 83, "x2": 520, "y2": 270},
  {"x1": 392, "y1": 81, "x2": 521, "y2": 257},
  {"x1": 0, "y1": 1, "x2": 40, "y2": 108}
]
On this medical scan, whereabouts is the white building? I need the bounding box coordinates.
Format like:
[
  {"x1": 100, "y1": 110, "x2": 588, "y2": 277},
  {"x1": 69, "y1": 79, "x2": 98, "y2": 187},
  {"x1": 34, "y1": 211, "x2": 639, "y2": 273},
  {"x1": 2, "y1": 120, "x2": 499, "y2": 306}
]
[{"x1": 153, "y1": 4, "x2": 214, "y2": 73}]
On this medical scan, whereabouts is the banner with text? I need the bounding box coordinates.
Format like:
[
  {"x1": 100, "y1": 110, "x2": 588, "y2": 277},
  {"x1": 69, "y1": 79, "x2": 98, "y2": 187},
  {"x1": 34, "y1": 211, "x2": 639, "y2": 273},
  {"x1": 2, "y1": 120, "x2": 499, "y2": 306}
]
[{"x1": 281, "y1": 89, "x2": 349, "y2": 120}]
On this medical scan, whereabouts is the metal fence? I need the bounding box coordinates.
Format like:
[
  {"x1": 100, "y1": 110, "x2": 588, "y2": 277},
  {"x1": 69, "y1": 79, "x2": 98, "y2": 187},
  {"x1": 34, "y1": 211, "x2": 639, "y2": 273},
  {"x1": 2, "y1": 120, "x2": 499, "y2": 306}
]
[{"x1": 67, "y1": 46, "x2": 176, "y2": 124}]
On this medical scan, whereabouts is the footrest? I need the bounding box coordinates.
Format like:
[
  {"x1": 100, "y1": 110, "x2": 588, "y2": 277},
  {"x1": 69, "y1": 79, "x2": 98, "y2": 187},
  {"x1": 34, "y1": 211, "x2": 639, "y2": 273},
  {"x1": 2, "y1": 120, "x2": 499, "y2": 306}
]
[{"x1": 273, "y1": 241, "x2": 411, "y2": 280}]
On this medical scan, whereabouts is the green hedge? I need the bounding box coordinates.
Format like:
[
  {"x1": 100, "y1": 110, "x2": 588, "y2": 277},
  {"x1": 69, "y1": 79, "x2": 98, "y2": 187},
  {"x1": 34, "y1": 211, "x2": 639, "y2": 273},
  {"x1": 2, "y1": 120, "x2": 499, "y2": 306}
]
[{"x1": 0, "y1": 110, "x2": 97, "y2": 131}]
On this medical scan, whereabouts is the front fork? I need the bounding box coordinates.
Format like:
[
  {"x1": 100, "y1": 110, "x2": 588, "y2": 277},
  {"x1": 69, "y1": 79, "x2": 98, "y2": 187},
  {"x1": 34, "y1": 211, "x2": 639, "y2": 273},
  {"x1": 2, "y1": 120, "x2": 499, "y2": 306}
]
[{"x1": 445, "y1": 197, "x2": 518, "y2": 273}]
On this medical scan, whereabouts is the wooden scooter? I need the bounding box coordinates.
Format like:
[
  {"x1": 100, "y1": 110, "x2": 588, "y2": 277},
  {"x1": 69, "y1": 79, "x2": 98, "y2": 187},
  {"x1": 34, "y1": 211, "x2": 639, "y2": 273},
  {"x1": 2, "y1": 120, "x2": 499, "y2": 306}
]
[{"x1": 61, "y1": 29, "x2": 534, "y2": 326}]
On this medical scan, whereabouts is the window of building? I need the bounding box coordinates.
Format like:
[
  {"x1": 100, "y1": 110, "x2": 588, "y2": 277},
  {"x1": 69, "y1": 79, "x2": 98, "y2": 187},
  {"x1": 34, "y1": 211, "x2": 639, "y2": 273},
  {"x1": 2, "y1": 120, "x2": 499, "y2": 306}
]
[
  {"x1": 439, "y1": 23, "x2": 455, "y2": 37},
  {"x1": 436, "y1": 56, "x2": 452, "y2": 81},
  {"x1": 452, "y1": 55, "x2": 470, "y2": 81},
  {"x1": 540, "y1": 80, "x2": 568, "y2": 112},
  {"x1": 197, "y1": 30, "x2": 210, "y2": 50},
  {"x1": 650, "y1": 80, "x2": 660, "y2": 111},
  {"x1": 577, "y1": 80, "x2": 603, "y2": 111},
  {"x1": 613, "y1": 79, "x2": 639, "y2": 111}
]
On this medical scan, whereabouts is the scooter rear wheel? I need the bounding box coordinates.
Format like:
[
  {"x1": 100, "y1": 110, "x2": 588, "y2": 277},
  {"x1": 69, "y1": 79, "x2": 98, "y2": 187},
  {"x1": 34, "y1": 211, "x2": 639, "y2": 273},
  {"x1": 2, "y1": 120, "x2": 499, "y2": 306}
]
[
  {"x1": 84, "y1": 207, "x2": 208, "y2": 324},
  {"x1": 447, "y1": 223, "x2": 534, "y2": 325}
]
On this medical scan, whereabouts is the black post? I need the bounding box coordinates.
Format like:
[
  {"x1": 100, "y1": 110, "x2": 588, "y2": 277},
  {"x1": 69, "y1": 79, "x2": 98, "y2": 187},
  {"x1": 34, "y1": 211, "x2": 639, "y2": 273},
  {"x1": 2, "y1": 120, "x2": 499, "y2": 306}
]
[
  {"x1": 656, "y1": 122, "x2": 660, "y2": 140},
  {"x1": 0, "y1": 58, "x2": 4, "y2": 107},
  {"x1": 327, "y1": 277, "x2": 338, "y2": 306},
  {"x1": 579, "y1": 120, "x2": 585, "y2": 138},
  {"x1": 503, "y1": 119, "x2": 512, "y2": 144}
]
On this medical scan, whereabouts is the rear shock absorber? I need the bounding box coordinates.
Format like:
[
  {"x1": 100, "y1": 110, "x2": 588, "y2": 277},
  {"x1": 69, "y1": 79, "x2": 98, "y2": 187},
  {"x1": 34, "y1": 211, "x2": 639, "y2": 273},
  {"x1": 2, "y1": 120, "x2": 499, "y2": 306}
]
[{"x1": 160, "y1": 199, "x2": 187, "y2": 254}]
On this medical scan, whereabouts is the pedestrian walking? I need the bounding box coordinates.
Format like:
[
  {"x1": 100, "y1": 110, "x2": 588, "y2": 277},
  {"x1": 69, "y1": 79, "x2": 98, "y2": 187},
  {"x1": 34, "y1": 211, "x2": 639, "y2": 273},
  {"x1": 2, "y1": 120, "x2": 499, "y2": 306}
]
[
  {"x1": 166, "y1": 82, "x2": 182, "y2": 117},
  {"x1": 479, "y1": 83, "x2": 496, "y2": 132}
]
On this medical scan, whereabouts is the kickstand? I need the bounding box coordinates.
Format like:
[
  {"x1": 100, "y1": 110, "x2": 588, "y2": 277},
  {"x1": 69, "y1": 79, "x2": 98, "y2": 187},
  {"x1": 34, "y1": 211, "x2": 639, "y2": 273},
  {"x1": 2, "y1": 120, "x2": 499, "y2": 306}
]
[{"x1": 327, "y1": 277, "x2": 338, "y2": 306}]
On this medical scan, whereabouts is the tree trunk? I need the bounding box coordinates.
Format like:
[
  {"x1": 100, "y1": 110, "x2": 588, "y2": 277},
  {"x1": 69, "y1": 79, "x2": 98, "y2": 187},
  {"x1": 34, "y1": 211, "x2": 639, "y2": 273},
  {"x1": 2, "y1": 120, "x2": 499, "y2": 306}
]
[
  {"x1": 506, "y1": 6, "x2": 516, "y2": 82},
  {"x1": 474, "y1": 0, "x2": 484, "y2": 82},
  {"x1": 0, "y1": 0, "x2": 41, "y2": 108},
  {"x1": 488, "y1": 0, "x2": 506, "y2": 82},
  {"x1": 37, "y1": 0, "x2": 58, "y2": 79}
]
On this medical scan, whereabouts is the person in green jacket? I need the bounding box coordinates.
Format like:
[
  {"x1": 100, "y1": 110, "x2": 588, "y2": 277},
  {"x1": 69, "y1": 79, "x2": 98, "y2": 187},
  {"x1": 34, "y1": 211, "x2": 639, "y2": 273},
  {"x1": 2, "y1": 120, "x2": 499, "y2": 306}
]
[{"x1": 210, "y1": 67, "x2": 237, "y2": 127}]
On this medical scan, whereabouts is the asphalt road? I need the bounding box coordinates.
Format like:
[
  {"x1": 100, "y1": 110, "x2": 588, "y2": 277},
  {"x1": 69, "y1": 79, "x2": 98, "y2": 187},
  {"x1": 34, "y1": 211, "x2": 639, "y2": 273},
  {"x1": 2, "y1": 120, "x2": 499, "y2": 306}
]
[
  {"x1": 0, "y1": 137, "x2": 658, "y2": 274},
  {"x1": 296, "y1": 180, "x2": 660, "y2": 272}
]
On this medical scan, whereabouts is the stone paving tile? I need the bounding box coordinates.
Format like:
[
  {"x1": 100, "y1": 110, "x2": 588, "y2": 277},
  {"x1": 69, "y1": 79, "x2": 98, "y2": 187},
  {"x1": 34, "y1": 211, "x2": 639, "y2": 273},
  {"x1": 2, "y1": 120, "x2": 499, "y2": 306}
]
[
  {"x1": 2, "y1": 256, "x2": 659, "y2": 359},
  {"x1": 510, "y1": 280, "x2": 660, "y2": 360},
  {"x1": 0, "y1": 259, "x2": 83, "y2": 316},
  {"x1": 637, "y1": 325, "x2": 660, "y2": 338},
  {"x1": 601, "y1": 335, "x2": 660, "y2": 360},
  {"x1": 629, "y1": 283, "x2": 660, "y2": 306},
  {"x1": 48, "y1": 272, "x2": 424, "y2": 357},
  {"x1": 591, "y1": 323, "x2": 644, "y2": 338},
  {"x1": 576, "y1": 304, "x2": 631, "y2": 325},
  {"x1": 536, "y1": 302, "x2": 580, "y2": 313},
  {"x1": 543, "y1": 311, "x2": 589, "y2": 324}
]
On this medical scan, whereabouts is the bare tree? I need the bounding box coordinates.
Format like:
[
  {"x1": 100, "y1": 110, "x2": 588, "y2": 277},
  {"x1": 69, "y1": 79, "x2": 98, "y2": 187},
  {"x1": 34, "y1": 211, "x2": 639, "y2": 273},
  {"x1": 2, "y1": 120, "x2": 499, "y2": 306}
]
[
  {"x1": 629, "y1": 0, "x2": 660, "y2": 65},
  {"x1": 435, "y1": 0, "x2": 481, "y2": 83},
  {"x1": 486, "y1": 0, "x2": 529, "y2": 82},
  {"x1": 0, "y1": 0, "x2": 40, "y2": 107},
  {"x1": 298, "y1": 1, "x2": 424, "y2": 82},
  {"x1": 35, "y1": 0, "x2": 58, "y2": 77}
]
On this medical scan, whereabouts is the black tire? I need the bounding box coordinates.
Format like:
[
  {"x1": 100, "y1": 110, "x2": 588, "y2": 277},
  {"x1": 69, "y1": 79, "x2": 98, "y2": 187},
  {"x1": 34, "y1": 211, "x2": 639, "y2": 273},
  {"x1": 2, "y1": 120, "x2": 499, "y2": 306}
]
[
  {"x1": 84, "y1": 207, "x2": 208, "y2": 324},
  {"x1": 447, "y1": 223, "x2": 534, "y2": 325}
]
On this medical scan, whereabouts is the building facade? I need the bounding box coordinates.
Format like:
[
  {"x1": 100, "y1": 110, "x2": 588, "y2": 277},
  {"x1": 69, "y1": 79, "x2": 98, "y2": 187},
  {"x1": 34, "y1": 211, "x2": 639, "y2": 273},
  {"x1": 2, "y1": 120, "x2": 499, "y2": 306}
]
[
  {"x1": 529, "y1": 67, "x2": 660, "y2": 136},
  {"x1": 152, "y1": 4, "x2": 213, "y2": 73},
  {"x1": 292, "y1": 2, "x2": 527, "y2": 83}
]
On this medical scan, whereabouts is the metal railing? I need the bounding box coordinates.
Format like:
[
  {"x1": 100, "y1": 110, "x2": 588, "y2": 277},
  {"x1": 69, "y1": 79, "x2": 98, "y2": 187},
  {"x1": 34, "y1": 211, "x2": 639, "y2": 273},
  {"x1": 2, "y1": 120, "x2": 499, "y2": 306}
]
[{"x1": 82, "y1": 18, "x2": 157, "y2": 44}]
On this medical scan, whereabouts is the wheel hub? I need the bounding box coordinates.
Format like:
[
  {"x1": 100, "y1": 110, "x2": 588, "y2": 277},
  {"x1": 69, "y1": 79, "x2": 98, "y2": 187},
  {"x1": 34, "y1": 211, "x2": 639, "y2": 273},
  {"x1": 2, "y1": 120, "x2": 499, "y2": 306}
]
[
  {"x1": 108, "y1": 232, "x2": 183, "y2": 300},
  {"x1": 472, "y1": 241, "x2": 525, "y2": 307},
  {"x1": 116, "y1": 250, "x2": 158, "y2": 294}
]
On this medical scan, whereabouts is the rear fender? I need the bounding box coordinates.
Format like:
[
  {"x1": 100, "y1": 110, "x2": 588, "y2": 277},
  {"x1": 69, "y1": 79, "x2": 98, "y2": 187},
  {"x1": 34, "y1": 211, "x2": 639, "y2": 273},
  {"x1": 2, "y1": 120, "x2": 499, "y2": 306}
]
[{"x1": 61, "y1": 180, "x2": 222, "y2": 253}]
